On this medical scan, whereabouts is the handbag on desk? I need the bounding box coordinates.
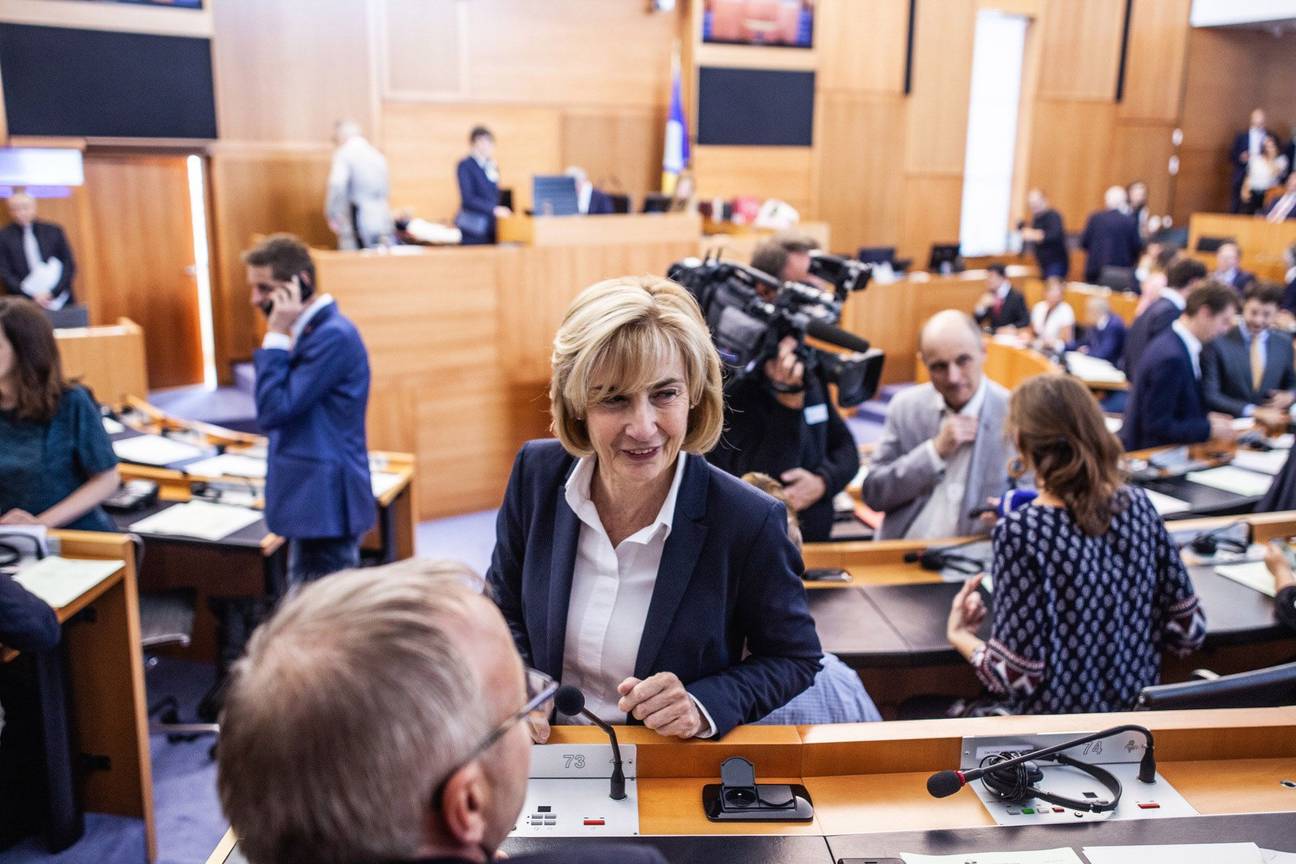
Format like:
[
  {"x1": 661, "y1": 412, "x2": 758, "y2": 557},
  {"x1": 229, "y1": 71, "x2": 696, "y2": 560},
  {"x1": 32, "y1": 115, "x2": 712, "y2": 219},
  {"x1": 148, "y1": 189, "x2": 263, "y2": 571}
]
[{"x1": 454, "y1": 210, "x2": 491, "y2": 237}]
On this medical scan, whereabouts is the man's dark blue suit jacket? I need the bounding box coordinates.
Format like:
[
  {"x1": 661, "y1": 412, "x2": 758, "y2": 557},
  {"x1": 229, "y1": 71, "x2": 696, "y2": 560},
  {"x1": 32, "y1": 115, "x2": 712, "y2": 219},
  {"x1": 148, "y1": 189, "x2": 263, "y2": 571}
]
[
  {"x1": 1122, "y1": 296, "x2": 1178, "y2": 377},
  {"x1": 1121, "y1": 326, "x2": 1210, "y2": 452},
  {"x1": 487, "y1": 439, "x2": 822, "y2": 738},
  {"x1": 1077, "y1": 314, "x2": 1126, "y2": 365},
  {"x1": 586, "y1": 188, "x2": 615, "y2": 215},
  {"x1": 456, "y1": 156, "x2": 500, "y2": 243},
  {"x1": 1201, "y1": 326, "x2": 1296, "y2": 417},
  {"x1": 1080, "y1": 208, "x2": 1141, "y2": 284},
  {"x1": 254, "y1": 302, "x2": 375, "y2": 539},
  {"x1": 0, "y1": 576, "x2": 59, "y2": 652}
]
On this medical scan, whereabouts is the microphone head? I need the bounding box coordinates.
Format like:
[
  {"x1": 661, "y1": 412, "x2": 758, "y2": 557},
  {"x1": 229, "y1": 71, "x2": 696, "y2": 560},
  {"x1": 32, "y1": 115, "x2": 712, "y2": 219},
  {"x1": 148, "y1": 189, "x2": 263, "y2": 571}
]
[
  {"x1": 926, "y1": 770, "x2": 966, "y2": 799},
  {"x1": 553, "y1": 685, "x2": 585, "y2": 717}
]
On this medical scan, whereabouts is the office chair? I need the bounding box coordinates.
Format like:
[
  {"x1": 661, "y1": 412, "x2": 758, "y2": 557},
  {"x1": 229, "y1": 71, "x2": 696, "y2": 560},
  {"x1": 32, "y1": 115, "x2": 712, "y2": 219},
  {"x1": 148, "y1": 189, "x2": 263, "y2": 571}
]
[
  {"x1": 139, "y1": 588, "x2": 220, "y2": 745},
  {"x1": 1195, "y1": 235, "x2": 1234, "y2": 253},
  {"x1": 1097, "y1": 266, "x2": 1135, "y2": 292},
  {"x1": 1136, "y1": 661, "x2": 1296, "y2": 710}
]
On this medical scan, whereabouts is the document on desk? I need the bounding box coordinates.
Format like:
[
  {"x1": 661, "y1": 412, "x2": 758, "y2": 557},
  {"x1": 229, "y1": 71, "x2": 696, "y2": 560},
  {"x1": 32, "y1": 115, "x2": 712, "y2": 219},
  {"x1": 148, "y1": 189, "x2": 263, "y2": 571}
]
[
  {"x1": 371, "y1": 471, "x2": 403, "y2": 499},
  {"x1": 102, "y1": 416, "x2": 125, "y2": 435},
  {"x1": 130, "y1": 501, "x2": 262, "y2": 541},
  {"x1": 1230, "y1": 448, "x2": 1291, "y2": 476},
  {"x1": 1184, "y1": 465, "x2": 1274, "y2": 498},
  {"x1": 14, "y1": 556, "x2": 123, "y2": 609},
  {"x1": 901, "y1": 849, "x2": 1083, "y2": 864},
  {"x1": 1214, "y1": 560, "x2": 1278, "y2": 597},
  {"x1": 1143, "y1": 489, "x2": 1191, "y2": 515},
  {"x1": 112, "y1": 434, "x2": 208, "y2": 467},
  {"x1": 1065, "y1": 351, "x2": 1127, "y2": 385},
  {"x1": 1083, "y1": 843, "x2": 1264, "y2": 864},
  {"x1": 182, "y1": 453, "x2": 268, "y2": 479}
]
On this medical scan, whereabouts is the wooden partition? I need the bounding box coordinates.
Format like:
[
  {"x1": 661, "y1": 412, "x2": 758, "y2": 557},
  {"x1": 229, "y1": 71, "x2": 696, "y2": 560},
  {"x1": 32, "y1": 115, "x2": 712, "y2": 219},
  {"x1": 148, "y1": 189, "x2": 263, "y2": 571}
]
[
  {"x1": 1188, "y1": 213, "x2": 1296, "y2": 284},
  {"x1": 55, "y1": 318, "x2": 148, "y2": 406}
]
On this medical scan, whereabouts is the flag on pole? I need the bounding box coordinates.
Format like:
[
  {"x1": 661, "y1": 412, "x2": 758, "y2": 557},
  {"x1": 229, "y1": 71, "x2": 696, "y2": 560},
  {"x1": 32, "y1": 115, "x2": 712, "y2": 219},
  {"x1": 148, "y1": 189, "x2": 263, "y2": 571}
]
[{"x1": 662, "y1": 45, "x2": 689, "y2": 195}]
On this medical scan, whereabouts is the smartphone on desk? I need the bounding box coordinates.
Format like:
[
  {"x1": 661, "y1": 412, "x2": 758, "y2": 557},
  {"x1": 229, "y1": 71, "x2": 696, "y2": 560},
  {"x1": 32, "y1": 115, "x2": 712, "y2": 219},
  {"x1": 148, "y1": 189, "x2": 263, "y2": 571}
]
[{"x1": 804, "y1": 567, "x2": 851, "y2": 583}]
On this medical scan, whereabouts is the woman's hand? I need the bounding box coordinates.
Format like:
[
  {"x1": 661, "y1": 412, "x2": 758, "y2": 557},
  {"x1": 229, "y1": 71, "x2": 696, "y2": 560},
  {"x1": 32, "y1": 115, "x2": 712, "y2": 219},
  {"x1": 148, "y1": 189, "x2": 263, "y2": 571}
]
[
  {"x1": 1264, "y1": 542, "x2": 1296, "y2": 593},
  {"x1": 946, "y1": 573, "x2": 987, "y2": 644},
  {"x1": 617, "y1": 672, "x2": 703, "y2": 738},
  {"x1": 0, "y1": 508, "x2": 41, "y2": 525}
]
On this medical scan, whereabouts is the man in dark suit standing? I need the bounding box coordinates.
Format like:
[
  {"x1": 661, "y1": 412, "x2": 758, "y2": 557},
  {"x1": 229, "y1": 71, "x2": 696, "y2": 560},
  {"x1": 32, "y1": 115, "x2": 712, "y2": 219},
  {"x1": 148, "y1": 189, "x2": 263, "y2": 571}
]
[
  {"x1": 1074, "y1": 295, "x2": 1126, "y2": 364},
  {"x1": 1231, "y1": 108, "x2": 1270, "y2": 213},
  {"x1": 244, "y1": 234, "x2": 374, "y2": 584},
  {"x1": 972, "y1": 264, "x2": 1030, "y2": 332},
  {"x1": 1213, "y1": 242, "x2": 1256, "y2": 295},
  {"x1": 0, "y1": 192, "x2": 76, "y2": 309},
  {"x1": 1080, "y1": 186, "x2": 1142, "y2": 285},
  {"x1": 1122, "y1": 282, "x2": 1239, "y2": 452},
  {"x1": 1123, "y1": 257, "x2": 1207, "y2": 379},
  {"x1": 456, "y1": 126, "x2": 512, "y2": 245},
  {"x1": 1202, "y1": 283, "x2": 1296, "y2": 423},
  {"x1": 1020, "y1": 188, "x2": 1069, "y2": 278}
]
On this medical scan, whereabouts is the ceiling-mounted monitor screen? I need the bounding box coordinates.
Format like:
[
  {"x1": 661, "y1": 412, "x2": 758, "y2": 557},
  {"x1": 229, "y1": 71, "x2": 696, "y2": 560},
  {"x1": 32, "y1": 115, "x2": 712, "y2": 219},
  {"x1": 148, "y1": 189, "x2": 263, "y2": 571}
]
[
  {"x1": 0, "y1": 24, "x2": 217, "y2": 139},
  {"x1": 703, "y1": 0, "x2": 814, "y2": 48}
]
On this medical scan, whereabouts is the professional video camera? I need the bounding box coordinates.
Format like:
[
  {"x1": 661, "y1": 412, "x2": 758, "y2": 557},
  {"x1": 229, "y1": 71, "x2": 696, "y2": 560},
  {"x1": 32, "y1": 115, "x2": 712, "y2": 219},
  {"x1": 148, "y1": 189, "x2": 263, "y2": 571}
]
[{"x1": 667, "y1": 254, "x2": 885, "y2": 408}]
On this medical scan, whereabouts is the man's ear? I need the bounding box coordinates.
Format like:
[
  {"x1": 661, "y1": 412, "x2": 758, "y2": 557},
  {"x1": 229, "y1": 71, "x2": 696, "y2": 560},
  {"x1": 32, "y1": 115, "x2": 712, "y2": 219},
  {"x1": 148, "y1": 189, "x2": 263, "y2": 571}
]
[{"x1": 437, "y1": 762, "x2": 489, "y2": 848}]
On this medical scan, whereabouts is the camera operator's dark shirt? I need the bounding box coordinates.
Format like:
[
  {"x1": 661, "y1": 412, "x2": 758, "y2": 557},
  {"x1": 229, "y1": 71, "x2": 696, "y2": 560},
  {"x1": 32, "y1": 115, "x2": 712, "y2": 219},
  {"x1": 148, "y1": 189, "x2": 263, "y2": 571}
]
[{"x1": 707, "y1": 366, "x2": 858, "y2": 542}]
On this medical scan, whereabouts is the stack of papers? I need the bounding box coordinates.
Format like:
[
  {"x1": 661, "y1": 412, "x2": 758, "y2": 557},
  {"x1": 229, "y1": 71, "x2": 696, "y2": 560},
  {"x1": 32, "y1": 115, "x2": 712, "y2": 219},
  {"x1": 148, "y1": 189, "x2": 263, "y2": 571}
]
[
  {"x1": 1214, "y1": 560, "x2": 1278, "y2": 597},
  {"x1": 902, "y1": 851, "x2": 1082, "y2": 864},
  {"x1": 1084, "y1": 843, "x2": 1269, "y2": 864},
  {"x1": 182, "y1": 453, "x2": 268, "y2": 479},
  {"x1": 1143, "y1": 489, "x2": 1191, "y2": 515},
  {"x1": 112, "y1": 434, "x2": 208, "y2": 467},
  {"x1": 14, "y1": 556, "x2": 123, "y2": 608},
  {"x1": 102, "y1": 416, "x2": 125, "y2": 435},
  {"x1": 1230, "y1": 448, "x2": 1291, "y2": 476},
  {"x1": 371, "y1": 471, "x2": 403, "y2": 498},
  {"x1": 130, "y1": 501, "x2": 262, "y2": 541},
  {"x1": 1185, "y1": 466, "x2": 1274, "y2": 498},
  {"x1": 1065, "y1": 351, "x2": 1126, "y2": 385}
]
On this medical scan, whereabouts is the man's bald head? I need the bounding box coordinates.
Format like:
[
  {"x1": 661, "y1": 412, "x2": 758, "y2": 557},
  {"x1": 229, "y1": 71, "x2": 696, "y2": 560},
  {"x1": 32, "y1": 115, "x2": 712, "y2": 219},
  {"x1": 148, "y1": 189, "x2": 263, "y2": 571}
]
[
  {"x1": 920, "y1": 310, "x2": 985, "y2": 410},
  {"x1": 6, "y1": 192, "x2": 36, "y2": 227}
]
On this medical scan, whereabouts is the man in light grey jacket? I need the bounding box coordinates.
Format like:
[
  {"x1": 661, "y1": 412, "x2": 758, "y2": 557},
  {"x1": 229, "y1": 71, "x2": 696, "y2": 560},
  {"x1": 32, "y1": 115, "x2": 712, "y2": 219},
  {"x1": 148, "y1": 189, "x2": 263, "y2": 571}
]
[
  {"x1": 325, "y1": 120, "x2": 394, "y2": 250},
  {"x1": 863, "y1": 310, "x2": 1018, "y2": 540}
]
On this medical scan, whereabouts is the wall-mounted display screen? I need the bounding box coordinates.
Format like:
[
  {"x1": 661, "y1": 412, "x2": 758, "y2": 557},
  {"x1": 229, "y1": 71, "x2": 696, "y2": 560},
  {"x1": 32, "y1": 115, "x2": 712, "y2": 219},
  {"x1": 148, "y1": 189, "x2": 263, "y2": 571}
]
[
  {"x1": 703, "y1": 0, "x2": 814, "y2": 49},
  {"x1": 697, "y1": 67, "x2": 815, "y2": 146}
]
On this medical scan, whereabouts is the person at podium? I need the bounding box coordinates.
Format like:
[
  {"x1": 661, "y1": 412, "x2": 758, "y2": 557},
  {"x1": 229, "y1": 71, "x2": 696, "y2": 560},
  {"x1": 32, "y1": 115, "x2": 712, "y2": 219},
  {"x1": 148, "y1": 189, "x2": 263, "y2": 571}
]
[
  {"x1": 565, "y1": 166, "x2": 615, "y2": 215},
  {"x1": 0, "y1": 192, "x2": 76, "y2": 310},
  {"x1": 488, "y1": 275, "x2": 821, "y2": 741},
  {"x1": 456, "y1": 126, "x2": 512, "y2": 245}
]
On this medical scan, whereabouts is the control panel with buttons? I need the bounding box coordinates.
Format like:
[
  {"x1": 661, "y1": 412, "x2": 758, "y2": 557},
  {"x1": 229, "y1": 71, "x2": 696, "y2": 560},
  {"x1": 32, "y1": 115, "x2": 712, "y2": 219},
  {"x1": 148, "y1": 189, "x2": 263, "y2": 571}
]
[{"x1": 510, "y1": 744, "x2": 640, "y2": 838}]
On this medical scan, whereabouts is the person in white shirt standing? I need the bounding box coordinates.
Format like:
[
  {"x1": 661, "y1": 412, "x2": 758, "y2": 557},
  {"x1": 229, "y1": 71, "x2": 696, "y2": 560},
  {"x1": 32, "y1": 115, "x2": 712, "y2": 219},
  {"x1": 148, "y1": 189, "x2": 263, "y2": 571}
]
[
  {"x1": 0, "y1": 192, "x2": 76, "y2": 310},
  {"x1": 325, "y1": 120, "x2": 394, "y2": 250}
]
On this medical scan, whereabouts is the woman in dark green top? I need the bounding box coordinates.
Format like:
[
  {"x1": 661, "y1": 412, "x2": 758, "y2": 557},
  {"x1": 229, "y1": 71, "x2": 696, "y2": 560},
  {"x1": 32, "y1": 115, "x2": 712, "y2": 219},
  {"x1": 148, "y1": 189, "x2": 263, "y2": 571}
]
[{"x1": 0, "y1": 297, "x2": 119, "y2": 532}]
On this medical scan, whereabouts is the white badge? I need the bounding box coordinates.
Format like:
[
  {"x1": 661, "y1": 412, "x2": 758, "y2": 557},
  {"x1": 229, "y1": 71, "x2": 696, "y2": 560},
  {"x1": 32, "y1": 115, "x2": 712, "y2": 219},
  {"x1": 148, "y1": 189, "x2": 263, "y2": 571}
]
[{"x1": 804, "y1": 403, "x2": 829, "y2": 425}]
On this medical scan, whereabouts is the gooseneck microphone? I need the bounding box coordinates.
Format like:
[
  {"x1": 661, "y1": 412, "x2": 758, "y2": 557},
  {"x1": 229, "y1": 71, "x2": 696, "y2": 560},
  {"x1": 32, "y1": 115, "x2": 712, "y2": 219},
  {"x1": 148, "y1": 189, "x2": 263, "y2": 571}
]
[{"x1": 554, "y1": 685, "x2": 626, "y2": 801}]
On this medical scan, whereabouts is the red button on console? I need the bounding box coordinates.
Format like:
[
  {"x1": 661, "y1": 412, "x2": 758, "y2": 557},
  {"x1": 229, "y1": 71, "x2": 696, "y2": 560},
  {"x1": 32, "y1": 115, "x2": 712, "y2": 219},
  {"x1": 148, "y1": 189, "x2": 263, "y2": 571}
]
[
  {"x1": 1137, "y1": 802, "x2": 1160, "y2": 809},
  {"x1": 583, "y1": 819, "x2": 605, "y2": 826}
]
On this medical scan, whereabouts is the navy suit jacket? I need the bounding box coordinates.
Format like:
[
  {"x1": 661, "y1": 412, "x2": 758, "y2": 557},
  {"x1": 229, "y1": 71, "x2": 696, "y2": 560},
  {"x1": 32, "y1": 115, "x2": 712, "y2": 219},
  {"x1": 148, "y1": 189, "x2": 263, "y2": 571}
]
[
  {"x1": 0, "y1": 575, "x2": 59, "y2": 652},
  {"x1": 1122, "y1": 296, "x2": 1178, "y2": 378},
  {"x1": 1080, "y1": 209, "x2": 1141, "y2": 284},
  {"x1": 1121, "y1": 327, "x2": 1211, "y2": 452},
  {"x1": 456, "y1": 156, "x2": 500, "y2": 243},
  {"x1": 586, "y1": 188, "x2": 615, "y2": 215},
  {"x1": 487, "y1": 439, "x2": 822, "y2": 738},
  {"x1": 974, "y1": 288, "x2": 1030, "y2": 332},
  {"x1": 1216, "y1": 268, "x2": 1257, "y2": 295},
  {"x1": 0, "y1": 220, "x2": 76, "y2": 303},
  {"x1": 254, "y1": 302, "x2": 375, "y2": 539},
  {"x1": 1201, "y1": 326, "x2": 1296, "y2": 417},
  {"x1": 1077, "y1": 315, "x2": 1126, "y2": 365}
]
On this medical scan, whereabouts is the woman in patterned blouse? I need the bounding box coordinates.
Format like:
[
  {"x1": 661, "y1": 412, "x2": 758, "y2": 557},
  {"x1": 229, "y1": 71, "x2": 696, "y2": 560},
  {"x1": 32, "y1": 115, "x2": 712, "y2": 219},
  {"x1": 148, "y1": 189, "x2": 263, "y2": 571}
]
[{"x1": 945, "y1": 375, "x2": 1207, "y2": 714}]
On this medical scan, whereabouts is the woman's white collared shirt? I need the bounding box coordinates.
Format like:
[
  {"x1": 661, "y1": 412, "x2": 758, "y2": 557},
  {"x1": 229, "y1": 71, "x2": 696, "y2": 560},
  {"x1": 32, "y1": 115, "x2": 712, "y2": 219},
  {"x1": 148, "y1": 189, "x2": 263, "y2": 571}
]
[{"x1": 559, "y1": 452, "x2": 714, "y2": 733}]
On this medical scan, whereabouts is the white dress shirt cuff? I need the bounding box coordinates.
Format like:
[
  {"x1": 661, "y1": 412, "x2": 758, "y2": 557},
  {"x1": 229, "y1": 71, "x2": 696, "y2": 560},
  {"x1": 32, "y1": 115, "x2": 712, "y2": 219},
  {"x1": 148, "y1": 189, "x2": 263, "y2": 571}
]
[
  {"x1": 924, "y1": 439, "x2": 947, "y2": 473},
  {"x1": 261, "y1": 332, "x2": 291, "y2": 351},
  {"x1": 688, "y1": 694, "x2": 718, "y2": 739},
  {"x1": 1242, "y1": 404, "x2": 1255, "y2": 418}
]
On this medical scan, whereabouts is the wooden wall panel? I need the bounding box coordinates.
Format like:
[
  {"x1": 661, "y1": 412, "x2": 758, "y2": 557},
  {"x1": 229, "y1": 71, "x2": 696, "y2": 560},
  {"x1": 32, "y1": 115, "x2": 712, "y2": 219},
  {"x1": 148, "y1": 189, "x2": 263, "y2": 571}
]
[
  {"x1": 1117, "y1": 0, "x2": 1190, "y2": 122},
  {"x1": 561, "y1": 109, "x2": 664, "y2": 206},
  {"x1": 1026, "y1": 99, "x2": 1117, "y2": 231},
  {"x1": 899, "y1": 174, "x2": 964, "y2": 265},
  {"x1": 692, "y1": 146, "x2": 816, "y2": 217},
  {"x1": 1110, "y1": 121, "x2": 1176, "y2": 215},
  {"x1": 207, "y1": 147, "x2": 335, "y2": 370},
  {"x1": 904, "y1": 0, "x2": 976, "y2": 174},
  {"x1": 1035, "y1": 0, "x2": 1124, "y2": 101},
  {"x1": 380, "y1": 0, "x2": 465, "y2": 98},
  {"x1": 815, "y1": 0, "x2": 908, "y2": 94},
  {"x1": 211, "y1": 0, "x2": 376, "y2": 143},
  {"x1": 815, "y1": 93, "x2": 906, "y2": 254},
  {"x1": 382, "y1": 102, "x2": 562, "y2": 222}
]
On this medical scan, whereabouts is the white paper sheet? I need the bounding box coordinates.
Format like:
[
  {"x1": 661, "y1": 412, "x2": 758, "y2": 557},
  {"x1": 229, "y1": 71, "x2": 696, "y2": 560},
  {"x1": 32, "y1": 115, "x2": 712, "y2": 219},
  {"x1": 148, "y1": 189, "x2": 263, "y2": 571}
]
[
  {"x1": 1065, "y1": 351, "x2": 1127, "y2": 384},
  {"x1": 1214, "y1": 560, "x2": 1278, "y2": 597},
  {"x1": 1232, "y1": 417, "x2": 1257, "y2": 432},
  {"x1": 1230, "y1": 448, "x2": 1291, "y2": 476},
  {"x1": 129, "y1": 501, "x2": 262, "y2": 541},
  {"x1": 1272, "y1": 434, "x2": 1295, "y2": 449},
  {"x1": 102, "y1": 416, "x2": 125, "y2": 435},
  {"x1": 1262, "y1": 850, "x2": 1296, "y2": 864},
  {"x1": 112, "y1": 434, "x2": 208, "y2": 467},
  {"x1": 902, "y1": 850, "x2": 1084, "y2": 864},
  {"x1": 13, "y1": 556, "x2": 123, "y2": 609},
  {"x1": 1184, "y1": 465, "x2": 1274, "y2": 498},
  {"x1": 1105, "y1": 415, "x2": 1124, "y2": 434},
  {"x1": 1084, "y1": 843, "x2": 1264, "y2": 864},
  {"x1": 181, "y1": 454, "x2": 268, "y2": 479},
  {"x1": 371, "y1": 471, "x2": 403, "y2": 498},
  {"x1": 1143, "y1": 488, "x2": 1191, "y2": 515}
]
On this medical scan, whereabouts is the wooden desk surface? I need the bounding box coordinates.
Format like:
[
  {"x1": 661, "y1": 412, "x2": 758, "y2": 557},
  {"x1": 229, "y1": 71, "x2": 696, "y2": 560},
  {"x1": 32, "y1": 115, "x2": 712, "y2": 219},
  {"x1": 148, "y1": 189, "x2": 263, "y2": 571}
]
[
  {"x1": 54, "y1": 318, "x2": 148, "y2": 408},
  {"x1": 499, "y1": 212, "x2": 701, "y2": 246}
]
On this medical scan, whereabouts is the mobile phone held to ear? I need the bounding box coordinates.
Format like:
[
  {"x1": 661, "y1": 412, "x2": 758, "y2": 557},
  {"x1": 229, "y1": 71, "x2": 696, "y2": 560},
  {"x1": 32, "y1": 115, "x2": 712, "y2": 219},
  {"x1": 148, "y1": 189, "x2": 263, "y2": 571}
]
[{"x1": 297, "y1": 271, "x2": 315, "y2": 303}]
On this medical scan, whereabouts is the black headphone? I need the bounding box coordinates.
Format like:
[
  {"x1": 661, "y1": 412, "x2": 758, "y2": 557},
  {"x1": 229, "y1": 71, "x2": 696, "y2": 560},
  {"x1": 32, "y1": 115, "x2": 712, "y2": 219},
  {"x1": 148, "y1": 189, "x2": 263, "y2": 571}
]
[
  {"x1": 1185, "y1": 520, "x2": 1249, "y2": 557},
  {"x1": 904, "y1": 536, "x2": 987, "y2": 574},
  {"x1": 978, "y1": 750, "x2": 1124, "y2": 813}
]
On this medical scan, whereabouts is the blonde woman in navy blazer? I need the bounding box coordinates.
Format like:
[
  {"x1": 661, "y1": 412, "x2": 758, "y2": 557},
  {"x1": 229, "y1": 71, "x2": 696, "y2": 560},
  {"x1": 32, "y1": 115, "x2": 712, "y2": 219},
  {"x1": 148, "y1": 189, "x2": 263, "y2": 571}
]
[{"x1": 488, "y1": 276, "x2": 822, "y2": 740}]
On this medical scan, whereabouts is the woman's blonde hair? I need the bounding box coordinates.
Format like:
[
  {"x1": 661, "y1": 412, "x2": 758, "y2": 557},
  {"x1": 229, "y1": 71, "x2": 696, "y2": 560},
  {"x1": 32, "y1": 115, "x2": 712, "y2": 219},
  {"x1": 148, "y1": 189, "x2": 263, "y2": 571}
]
[{"x1": 550, "y1": 275, "x2": 724, "y2": 456}]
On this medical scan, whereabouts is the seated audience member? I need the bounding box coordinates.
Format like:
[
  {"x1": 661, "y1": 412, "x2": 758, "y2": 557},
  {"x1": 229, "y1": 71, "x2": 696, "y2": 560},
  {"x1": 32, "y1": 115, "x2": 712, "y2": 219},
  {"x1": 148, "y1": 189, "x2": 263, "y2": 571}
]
[
  {"x1": 1121, "y1": 282, "x2": 1239, "y2": 452},
  {"x1": 1123, "y1": 257, "x2": 1207, "y2": 378},
  {"x1": 1134, "y1": 243, "x2": 1178, "y2": 318},
  {"x1": 565, "y1": 166, "x2": 615, "y2": 215},
  {"x1": 706, "y1": 236, "x2": 859, "y2": 542},
  {"x1": 0, "y1": 298, "x2": 119, "y2": 531},
  {"x1": 946, "y1": 375, "x2": 1206, "y2": 714},
  {"x1": 1214, "y1": 241, "x2": 1256, "y2": 295},
  {"x1": 456, "y1": 126, "x2": 511, "y2": 245},
  {"x1": 1201, "y1": 283, "x2": 1295, "y2": 422},
  {"x1": 1266, "y1": 172, "x2": 1296, "y2": 223},
  {"x1": 1020, "y1": 188, "x2": 1068, "y2": 278},
  {"x1": 741, "y1": 472, "x2": 881, "y2": 725},
  {"x1": 1029, "y1": 276, "x2": 1076, "y2": 352},
  {"x1": 1241, "y1": 134, "x2": 1288, "y2": 214},
  {"x1": 863, "y1": 310, "x2": 1017, "y2": 540},
  {"x1": 1263, "y1": 543, "x2": 1296, "y2": 631},
  {"x1": 972, "y1": 264, "x2": 1030, "y2": 332},
  {"x1": 0, "y1": 192, "x2": 76, "y2": 309},
  {"x1": 217, "y1": 561, "x2": 667, "y2": 864},
  {"x1": 325, "y1": 120, "x2": 394, "y2": 250},
  {"x1": 1073, "y1": 296, "x2": 1126, "y2": 365},
  {"x1": 1080, "y1": 186, "x2": 1141, "y2": 285},
  {"x1": 488, "y1": 276, "x2": 821, "y2": 741}
]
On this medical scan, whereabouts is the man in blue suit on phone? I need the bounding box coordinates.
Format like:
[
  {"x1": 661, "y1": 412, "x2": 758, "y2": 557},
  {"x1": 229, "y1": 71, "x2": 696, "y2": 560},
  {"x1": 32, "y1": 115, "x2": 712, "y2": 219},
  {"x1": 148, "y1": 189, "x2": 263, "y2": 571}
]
[{"x1": 245, "y1": 234, "x2": 374, "y2": 583}]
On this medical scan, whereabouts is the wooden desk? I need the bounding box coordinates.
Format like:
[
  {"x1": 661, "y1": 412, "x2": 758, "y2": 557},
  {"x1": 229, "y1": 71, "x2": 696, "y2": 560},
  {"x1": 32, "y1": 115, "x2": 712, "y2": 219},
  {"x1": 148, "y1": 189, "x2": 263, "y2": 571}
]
[
  {"x1": 1, "y1": 532, "x2": 155, "y2": 861},
  {"x1": 698, "y1": 220, "x2": 832, "y2": 264},
  {"x1": 1189, "y1": 213, "x2": 1296, "y2": 284},
  {"x1": 499, "y1": 212, "x2": 701, "y2": 246},
  {"x1": 54, "y1": 318, "x2": 148, "y2": 406},
  {"x1": 1022, "y1": 277, "x2": 1141, "y2": 327}
]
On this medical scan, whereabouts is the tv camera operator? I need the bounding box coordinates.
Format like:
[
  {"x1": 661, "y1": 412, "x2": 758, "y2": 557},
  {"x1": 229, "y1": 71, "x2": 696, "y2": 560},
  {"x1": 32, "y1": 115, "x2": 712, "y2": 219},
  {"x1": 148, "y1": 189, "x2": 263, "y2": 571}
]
[{"x1": 670, "y1": 240, "x2": 882, "y2": 541}]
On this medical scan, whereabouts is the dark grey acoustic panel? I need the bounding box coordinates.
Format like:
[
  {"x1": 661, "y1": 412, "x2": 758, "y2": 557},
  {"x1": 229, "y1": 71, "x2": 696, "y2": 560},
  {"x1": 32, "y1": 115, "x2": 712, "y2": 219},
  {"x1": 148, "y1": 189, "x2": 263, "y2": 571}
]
[{"x1": 697, "y1": 67, "x2": 815, "y2": 147}]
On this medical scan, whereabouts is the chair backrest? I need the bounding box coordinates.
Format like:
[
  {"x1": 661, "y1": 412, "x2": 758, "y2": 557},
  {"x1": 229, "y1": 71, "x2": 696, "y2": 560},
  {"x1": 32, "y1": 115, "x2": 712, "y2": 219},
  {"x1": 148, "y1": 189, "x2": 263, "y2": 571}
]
[
  {"x1": 44, "y1": 305, "x2": 90, "y2": 329},
  {"x1": 1196, "y1": 234, "x2": 1234, "y2": 253},
  {"x1": 1097, "y1": 265, "x2": 1134, "y2": 292},
  {"x1": 858, "y1": 246, "x2": 896, "y2": 266},
  {"x1": 608, "y1": 194, "x2": 631, "y2": 214},
  {"x1": 1136, "y1": 661, "x2": 1296, "y2": 710}
]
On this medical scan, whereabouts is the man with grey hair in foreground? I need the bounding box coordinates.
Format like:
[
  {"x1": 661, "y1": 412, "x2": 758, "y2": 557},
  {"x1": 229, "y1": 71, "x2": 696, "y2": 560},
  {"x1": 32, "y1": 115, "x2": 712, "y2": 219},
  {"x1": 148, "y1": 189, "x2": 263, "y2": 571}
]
[{"x1": 217, "y1": 560, "x2": 668, "y2": 864}]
